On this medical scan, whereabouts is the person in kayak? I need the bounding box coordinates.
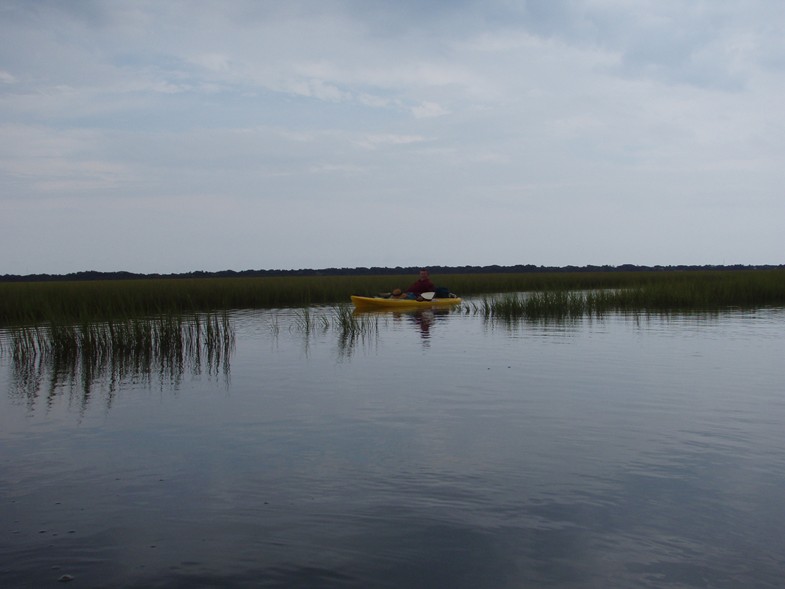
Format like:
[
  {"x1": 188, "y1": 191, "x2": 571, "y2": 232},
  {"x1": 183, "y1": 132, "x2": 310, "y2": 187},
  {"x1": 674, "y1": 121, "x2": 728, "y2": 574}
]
[{"x1": 405, "y1": 269, "x2": 436, "y2": 300}]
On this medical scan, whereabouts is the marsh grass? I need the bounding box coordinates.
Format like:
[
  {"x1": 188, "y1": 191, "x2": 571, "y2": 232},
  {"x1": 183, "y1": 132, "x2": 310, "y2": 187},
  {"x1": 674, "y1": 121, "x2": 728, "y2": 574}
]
[
  {"x1": 0, "y1": 276, "x2": 395, "y2": 326},
  {"x1": 1, "y1": 270, "x2": 783, "y2": 326},
  {"x1": 472, "y1": 270, "x2": 785, "y2": 320},
  {"x1": 292, "y1": 308, "x2": 331, "y2": 338},
  {"x1": 2, "y1": 304, "x2": 384, "y2": 382},
  {"x1": 3, "y1": 313, "x2": 235, "y2": 407},
  {"x1": 332, "y1": 306, "x2": 380, "y2": 353},
  {"x1": 286, "y1": 305, "x2": 380, "y2": 354}
]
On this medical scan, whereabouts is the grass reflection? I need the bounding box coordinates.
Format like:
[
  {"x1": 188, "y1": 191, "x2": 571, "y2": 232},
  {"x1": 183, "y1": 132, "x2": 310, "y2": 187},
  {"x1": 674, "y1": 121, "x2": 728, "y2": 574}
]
[
  {"x1": 288, "y1": 306, "x2": 380, "y2": 356},
  {"x1": 3, "y1": 313, "x2": 234, "y2": 412}
]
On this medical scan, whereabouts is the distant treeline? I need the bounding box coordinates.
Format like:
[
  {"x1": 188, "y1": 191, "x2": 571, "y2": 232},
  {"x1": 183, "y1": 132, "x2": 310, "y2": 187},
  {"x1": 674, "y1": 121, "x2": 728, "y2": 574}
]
[{"x1": 2, "y1": 264, "x2": 783, "y2": 283}]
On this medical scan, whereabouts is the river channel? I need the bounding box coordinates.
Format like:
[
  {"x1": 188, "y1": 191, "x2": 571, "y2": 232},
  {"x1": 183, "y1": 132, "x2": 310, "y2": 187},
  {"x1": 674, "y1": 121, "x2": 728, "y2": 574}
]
[{"x1": 1, "y1": 302, "x2": 784, "y2": 588}]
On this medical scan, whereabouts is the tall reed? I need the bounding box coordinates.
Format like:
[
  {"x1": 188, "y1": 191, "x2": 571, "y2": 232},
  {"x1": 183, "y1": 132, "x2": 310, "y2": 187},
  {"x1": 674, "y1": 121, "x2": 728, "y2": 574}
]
[
  {"x1": 332, "y1": 306, "x2": 379, "y2": 353},
  {"x1": 4, "y1": 313, "x2": 235, "y2": 396}
]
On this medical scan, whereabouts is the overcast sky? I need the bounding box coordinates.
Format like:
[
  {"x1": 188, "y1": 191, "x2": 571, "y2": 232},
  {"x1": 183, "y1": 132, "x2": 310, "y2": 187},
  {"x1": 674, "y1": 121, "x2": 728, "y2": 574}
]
[{"x1": 2, "y1": 0, "x2": 783, "y2": 274}]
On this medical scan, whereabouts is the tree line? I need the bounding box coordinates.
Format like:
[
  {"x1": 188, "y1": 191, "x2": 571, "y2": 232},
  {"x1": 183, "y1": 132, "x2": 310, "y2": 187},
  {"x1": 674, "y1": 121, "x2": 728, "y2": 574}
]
[{"x1": 2, "y1": 264, "x2": 782, "y2": 283}]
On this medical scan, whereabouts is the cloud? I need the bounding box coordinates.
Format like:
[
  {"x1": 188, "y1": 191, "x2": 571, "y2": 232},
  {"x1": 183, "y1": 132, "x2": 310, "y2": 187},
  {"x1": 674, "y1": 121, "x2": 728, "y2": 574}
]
[
  {"x1": 412, "y1": 101, "x2": 450, "y2": 118},
  {"x1": 0, "y1": 0, "x2": 783, "y2": 273},
  {"x1": 356, "y1": 134, "x2": 429, "y2": 149},
  {"x1": 0, "y1": 124, "x2": 134, "y2": 197}
]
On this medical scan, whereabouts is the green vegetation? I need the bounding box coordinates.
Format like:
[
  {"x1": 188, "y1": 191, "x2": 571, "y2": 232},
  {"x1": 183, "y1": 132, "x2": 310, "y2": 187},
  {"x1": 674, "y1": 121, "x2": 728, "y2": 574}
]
[
  {"x1": 6, "y1": 313, "x2": 234, "y2": 365},
  {"x1": 4, "y1": 313, "x2": 235, "y2": 402},
  {"x1": 0, "y1": 275, "x2": 391, "y2": 326},
  {"x1": 0, "y1": 270, "x2": 783, "y2": 326},
  {"x1": 469, "y1": 270, "x2": 785, "y2": 320},
  {"x1": 286, "y1": 306, "x2": 380, "y2": 353},
  {"x1": 2, "y1": 308, "x2": 379, "y2": 394}
]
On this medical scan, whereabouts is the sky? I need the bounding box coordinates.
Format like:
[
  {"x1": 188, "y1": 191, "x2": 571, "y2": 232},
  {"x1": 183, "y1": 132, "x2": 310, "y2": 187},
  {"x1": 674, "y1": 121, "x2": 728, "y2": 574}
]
[{"x1": 1, "y1": 0, "x2": 784, "y2": 275}]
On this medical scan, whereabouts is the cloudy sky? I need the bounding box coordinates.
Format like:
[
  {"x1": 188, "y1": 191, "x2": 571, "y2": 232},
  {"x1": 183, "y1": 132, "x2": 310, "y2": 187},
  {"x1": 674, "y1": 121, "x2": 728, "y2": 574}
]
[{"x1": 1, "y1": 0, "x2": 783, "y2": 274}]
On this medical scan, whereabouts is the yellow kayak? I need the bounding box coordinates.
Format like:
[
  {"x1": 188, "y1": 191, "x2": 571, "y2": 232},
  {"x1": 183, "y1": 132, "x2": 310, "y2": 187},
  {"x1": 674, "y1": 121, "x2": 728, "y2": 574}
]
[{"x1": 351, "y1": 295, "x2": 462, "y2": 310}]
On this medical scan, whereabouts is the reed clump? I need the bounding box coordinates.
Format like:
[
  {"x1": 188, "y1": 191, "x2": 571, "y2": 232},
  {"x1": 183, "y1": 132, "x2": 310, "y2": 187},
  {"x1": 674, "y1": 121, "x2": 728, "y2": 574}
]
[
  {"x1": 332, "y1": 306, "x2": 379, "y2": 351},
  {"x1": 3, "y1": 313, "x2": 235, "y2": 386},
  {"x1": 287, "y1": 305, "x2": 379, "y2": 349}
]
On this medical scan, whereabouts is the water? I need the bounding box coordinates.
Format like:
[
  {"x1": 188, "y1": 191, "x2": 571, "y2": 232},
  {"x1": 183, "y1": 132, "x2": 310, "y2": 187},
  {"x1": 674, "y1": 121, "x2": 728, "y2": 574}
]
[{"x1": 1, "y1": 304, "x2": 784, "y2": 588}]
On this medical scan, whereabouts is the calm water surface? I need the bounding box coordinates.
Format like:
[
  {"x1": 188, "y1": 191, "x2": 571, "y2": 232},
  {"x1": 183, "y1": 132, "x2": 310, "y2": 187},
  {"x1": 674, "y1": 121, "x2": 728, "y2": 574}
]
[{"x1": 1, "y1": 303, "x2": 784, "y2": 588}]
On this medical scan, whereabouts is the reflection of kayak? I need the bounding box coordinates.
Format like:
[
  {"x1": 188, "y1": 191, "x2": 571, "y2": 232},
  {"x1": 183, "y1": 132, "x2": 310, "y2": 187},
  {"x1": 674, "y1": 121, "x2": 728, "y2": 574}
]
[{"x1": 351, "y1": 295, "x2": 462, "y2": 310}]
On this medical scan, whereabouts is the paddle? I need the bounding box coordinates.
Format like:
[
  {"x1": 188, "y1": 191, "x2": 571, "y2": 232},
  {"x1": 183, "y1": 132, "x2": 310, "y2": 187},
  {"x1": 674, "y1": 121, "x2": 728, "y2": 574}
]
[{"x1": 419, "y1": 291, "x2": 436, "y2": 301}]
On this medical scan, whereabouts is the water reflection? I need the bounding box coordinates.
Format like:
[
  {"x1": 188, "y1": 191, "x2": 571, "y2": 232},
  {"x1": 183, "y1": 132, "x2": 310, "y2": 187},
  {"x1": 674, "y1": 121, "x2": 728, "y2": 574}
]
[
  {"x1": 353, "y1": 307, "x2": 455, "y2": 346},
  {"x1": 2, "y1": 305, "x2": 785, "y2": 587},
  {"x1": 3, "y1": 314, "x2": 234, "y2": 413},
  {"x1": 280, "y1": 305, "x2": 462, "y2": 357},
  {"x1": 2, "y1": 304, "x2": 769, "y2": 415}
]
